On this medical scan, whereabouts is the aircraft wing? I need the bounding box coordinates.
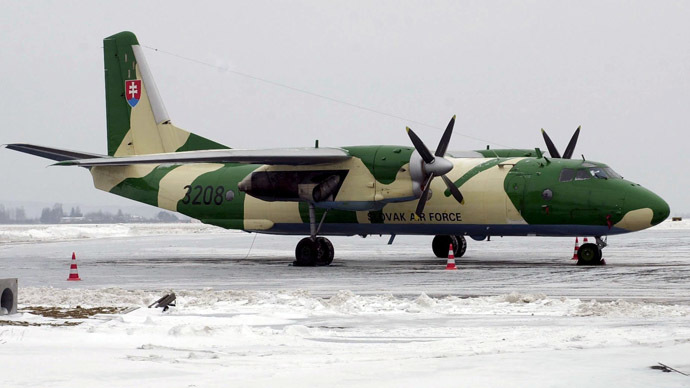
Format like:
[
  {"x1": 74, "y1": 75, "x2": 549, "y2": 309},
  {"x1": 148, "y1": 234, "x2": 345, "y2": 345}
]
[{"x1": 4, "y1": 144, "x2": 352, "y2": 166}]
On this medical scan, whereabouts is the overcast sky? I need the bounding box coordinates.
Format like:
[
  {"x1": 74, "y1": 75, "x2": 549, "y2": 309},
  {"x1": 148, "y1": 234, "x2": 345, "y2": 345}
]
[{"x1": 1, "y1": 1, "x2": 688, "y2": 214}]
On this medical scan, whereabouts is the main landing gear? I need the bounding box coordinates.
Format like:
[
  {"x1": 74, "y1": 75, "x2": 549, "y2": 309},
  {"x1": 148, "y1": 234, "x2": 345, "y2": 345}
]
[
  {"x1": 577, "y1": 236, "x2": 607, "y2": 266},
  {"x1": 432, "y1": 235, "x2": 467, "y2": 258},
  {"x1": 294, "y1": 203, "x2": 334, "y2": 267},
  {"x1": 295, "y1": 236, "x2": 334, "y2": 266}
]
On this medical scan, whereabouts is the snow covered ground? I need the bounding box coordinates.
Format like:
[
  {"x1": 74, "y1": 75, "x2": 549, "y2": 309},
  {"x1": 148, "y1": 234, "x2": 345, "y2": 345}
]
[{"x1": 1, "y1": 220, "x2": 689, "y2": 387}]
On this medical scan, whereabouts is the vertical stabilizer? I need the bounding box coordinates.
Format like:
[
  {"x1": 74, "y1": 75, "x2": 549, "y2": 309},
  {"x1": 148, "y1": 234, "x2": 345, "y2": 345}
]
[{"x1": 103, "y1": 31, "x2": 227, "y2": 156}]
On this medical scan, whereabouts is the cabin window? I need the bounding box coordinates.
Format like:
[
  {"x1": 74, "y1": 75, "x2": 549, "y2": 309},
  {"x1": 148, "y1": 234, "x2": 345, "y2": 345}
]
[
  {"x1": 575, "y1": 169, "x2": 591, "y2": 180},
  {"x1": 542, "y1": 189, "x2": 553, "y2": 201},
  {"x1": 225, "y1": 190, "x2": 235, "y2": 201},
  {"x1": 559, "y1": 168, "x2": 575, "y2": 182}
]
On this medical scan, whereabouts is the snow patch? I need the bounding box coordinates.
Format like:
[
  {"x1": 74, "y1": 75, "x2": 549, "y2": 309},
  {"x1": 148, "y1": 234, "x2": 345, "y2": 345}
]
[
  {"x1": 502, "y1": 291, "x2": 547, "y2": 304},
  {"x1": 0, "y1": 223, "x2": 228, "y2": 243},
  {"x1": 17, "y1": 288, "x2": 690, "y2": 320},
  {"x1": 575, "y1": 299, "x2": 690, "y2": 318}
]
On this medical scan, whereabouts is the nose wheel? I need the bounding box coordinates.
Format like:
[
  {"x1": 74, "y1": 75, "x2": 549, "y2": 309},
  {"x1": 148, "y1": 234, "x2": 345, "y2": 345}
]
[{"x1": 576, "y1": 236, "x2": 606, "y2": 266}]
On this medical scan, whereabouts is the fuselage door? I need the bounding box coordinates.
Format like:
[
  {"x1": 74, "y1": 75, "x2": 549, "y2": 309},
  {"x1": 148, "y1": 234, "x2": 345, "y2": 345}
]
[{"x1": 506, "y1": 173, "x2": 528, "y2": 222}]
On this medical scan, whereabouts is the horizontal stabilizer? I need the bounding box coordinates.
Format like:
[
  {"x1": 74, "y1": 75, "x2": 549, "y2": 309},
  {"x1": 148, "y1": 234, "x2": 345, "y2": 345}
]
[
  {"x1": 53, "y1": 147, "x2": 352, "y2": 167},
  {"x1": 4, "y1": 143, "x2": 106, "y2": 162}
]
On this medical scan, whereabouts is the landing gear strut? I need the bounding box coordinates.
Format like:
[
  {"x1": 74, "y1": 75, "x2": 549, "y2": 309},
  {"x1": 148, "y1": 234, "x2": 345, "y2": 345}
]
[
  {"x1": 294, "y1": 203, "x2": 334, "y2": 267},
  {"x1": 577, "y1": 236, "x2": 606, "y2": 266},
  {"x1": 432, "y1": 235, "x2": 467, "y2": 258}
]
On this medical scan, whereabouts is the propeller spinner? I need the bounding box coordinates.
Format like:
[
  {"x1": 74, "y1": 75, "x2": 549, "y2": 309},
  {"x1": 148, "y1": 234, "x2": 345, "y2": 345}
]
[
  {"x1": 406, "y1": 115, "x2": 464, "y2": 216},
  {"x1": 541, "y1": 126, "x2": 581, "y2": 159}
]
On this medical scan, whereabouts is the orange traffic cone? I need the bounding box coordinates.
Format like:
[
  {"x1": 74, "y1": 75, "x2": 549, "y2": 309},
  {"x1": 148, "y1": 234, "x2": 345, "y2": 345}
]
[
  {"x1": 67, "y1": 252, "x2": 81, "y2": 281},
  {"x1": 445, "y1": 244, "x2": 457, "y2": 270},
  {"x1": 572, "y1": 237, "x2": 580, "y2": 260},
  {"x1": 583, "y1": 237, "x2": 589, "y2": 244}
]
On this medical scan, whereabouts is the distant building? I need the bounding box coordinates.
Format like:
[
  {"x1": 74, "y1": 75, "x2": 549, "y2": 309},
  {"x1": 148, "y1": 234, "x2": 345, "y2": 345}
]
[{"x1": 60, "y1": 216, "x2": 86, "y2": 224}]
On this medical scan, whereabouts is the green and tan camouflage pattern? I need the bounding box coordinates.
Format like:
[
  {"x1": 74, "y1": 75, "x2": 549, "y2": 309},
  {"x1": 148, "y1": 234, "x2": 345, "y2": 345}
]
[{"x1": 87, "y1": 32, "x2": 669, "y2": 238}]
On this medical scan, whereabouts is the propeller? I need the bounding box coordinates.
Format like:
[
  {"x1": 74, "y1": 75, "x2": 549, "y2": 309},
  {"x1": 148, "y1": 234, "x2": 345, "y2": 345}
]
[
  {"x1": 541, "y1": 126, "x2": 581, "y2": 159},
  {"x1": 406, "y1": 115, "x2": 464, "y2": 216}
]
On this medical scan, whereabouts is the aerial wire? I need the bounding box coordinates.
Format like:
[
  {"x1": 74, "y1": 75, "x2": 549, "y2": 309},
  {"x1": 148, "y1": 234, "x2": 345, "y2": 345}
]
[{"x1": 143, "y1": 45, "x2": 515, "y2": 149}]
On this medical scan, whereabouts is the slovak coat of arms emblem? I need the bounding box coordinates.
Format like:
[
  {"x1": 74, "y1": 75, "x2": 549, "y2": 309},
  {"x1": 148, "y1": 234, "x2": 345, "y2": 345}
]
[{"x1": 125, "y1": 79, "x2": 142, "y2": 107}]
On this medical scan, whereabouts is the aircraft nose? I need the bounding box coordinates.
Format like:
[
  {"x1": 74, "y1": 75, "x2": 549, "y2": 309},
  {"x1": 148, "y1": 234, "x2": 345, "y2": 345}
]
[
  {"x1": 650, "y1": 193, "x2": 670, "y2": 226},
  {"x1": 615, "y1": 185, "x2": 670, "y2": 231}
]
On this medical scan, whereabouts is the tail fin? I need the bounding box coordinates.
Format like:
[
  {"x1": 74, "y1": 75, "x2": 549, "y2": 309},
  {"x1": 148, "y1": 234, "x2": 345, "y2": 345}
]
[{"x1": 103, "y1": 31, "x2": 227, "y2": 156}]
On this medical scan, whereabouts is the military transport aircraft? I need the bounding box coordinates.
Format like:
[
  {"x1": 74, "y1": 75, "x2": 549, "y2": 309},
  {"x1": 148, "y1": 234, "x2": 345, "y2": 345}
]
[{"x1": 5, "y1": 31, "x2": 670, "y2": 267}]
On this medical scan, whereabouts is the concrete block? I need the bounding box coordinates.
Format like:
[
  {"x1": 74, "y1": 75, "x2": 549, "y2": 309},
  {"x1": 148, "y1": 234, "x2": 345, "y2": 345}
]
[{"x1": 0, "y1": 278, "x2": 18, "y2": 315}]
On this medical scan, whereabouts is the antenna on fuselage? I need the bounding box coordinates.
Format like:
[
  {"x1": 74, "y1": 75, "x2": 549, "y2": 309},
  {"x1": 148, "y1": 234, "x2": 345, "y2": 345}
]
[{"x1": 486, "y1": 144, "x2": 500, "y2": 159}]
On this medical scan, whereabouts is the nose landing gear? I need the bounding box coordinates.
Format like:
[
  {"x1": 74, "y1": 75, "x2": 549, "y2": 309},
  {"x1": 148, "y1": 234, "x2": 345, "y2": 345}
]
[{"x1": 577, "y1": 236, "x2": 607, "y2": 266}]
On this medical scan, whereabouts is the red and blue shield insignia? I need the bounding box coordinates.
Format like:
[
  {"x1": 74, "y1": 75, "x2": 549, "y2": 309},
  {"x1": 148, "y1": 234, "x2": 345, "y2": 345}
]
[{"x1": 125, "y1": 79, "x2": 142, "y2": 107}]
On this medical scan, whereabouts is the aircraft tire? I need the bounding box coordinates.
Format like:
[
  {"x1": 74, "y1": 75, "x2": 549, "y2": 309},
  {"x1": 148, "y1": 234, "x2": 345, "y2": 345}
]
[
  {"x1": 315, "y1": 237, "x2": 334, "y2": 266},
  {"x1": 294, "y1": 238, "x2": 320, "y2": 266},
  {"x1": 432, "y1": 235, "x2": 459, "y2": 258},
  {"x1": 576, "y1": 243, "x2": 604, "y2": 266},
  {"x1": 453, "y1": 235, "x2": 468, "y2": 258}
]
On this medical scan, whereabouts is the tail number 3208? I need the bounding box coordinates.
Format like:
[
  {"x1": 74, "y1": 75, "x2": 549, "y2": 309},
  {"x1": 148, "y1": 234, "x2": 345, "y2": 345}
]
[{"x1": 182, "y1": 185, "x2": 225, "y2": 205}]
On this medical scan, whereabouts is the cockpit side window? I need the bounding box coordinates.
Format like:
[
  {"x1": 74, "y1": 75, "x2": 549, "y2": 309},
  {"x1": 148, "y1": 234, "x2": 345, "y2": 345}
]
[
  {"x1": 559, "y1": 168, "x2": 576, "y2": 182},
  {"x1": 575, "y1": 169, "x2": 591, "y2": 180}
]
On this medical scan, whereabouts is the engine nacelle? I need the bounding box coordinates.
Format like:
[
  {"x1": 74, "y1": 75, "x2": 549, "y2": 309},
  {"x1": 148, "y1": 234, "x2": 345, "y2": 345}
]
[{"x1": 238, "y1": 170, "x2": 347, "y2": 203}]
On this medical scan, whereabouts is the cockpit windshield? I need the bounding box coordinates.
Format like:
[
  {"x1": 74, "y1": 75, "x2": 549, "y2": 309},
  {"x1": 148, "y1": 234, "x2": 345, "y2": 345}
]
[
  {"x1": 603, "y1": 167, "x2": 622, "y2": 179},
  {"x1": 588, "y1": 168, "x2": 608, "y2": 179},
  {"x1": 560, "y1": 166, "x2": 622, "y2": 182},
  {"x1": 588, "y1": 167, "x2": 622, "y2": 180}
]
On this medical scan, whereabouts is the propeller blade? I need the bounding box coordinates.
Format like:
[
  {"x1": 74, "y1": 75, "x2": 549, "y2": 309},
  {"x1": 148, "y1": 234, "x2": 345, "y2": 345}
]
[
  {"x1": 541, "y1": 128, "x2": 561, "y2": 159},
  {"x1": 415, "y1": 173, "x2": 434, "y2": 216},
  {"x1": 562, "y1": 126, "x2": 581, "y2": 159},
  {"x1": 406, "y1": 127, "x2": 435, "y2": 164},
  {"x1": 441, "y1": 175, "x2": 464, "y2": 204},
  {"x1": 435, "y1": 115, "x2": 456, "y2": 157}
]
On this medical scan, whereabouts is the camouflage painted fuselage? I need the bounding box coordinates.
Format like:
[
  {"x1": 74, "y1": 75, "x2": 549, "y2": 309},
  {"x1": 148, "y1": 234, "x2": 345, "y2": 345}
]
[
  {"x1": 91, "y1": 149, "x2": 669, "y2": 238},
  {"x1": 86, "y1": 31, "x2": 668, "y2": 239}
]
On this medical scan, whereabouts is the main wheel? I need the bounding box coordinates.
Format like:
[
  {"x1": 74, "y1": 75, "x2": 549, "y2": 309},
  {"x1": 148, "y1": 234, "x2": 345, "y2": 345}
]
[
  {"x1": 453, "y1": 235, "x2": 467, "y2": 258},
  {"x1": 315, "y1": 237, "x2": 334, "y2": 266},
  {"x1": 294, "y1": 238, "x2": 320, "y2": 266},
  {"x1": 432, "y1": 235, "x2": 459, "y2": 258},
  {"x1": 577, "y1": 243, "x2": 603, "y2": 266}
]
